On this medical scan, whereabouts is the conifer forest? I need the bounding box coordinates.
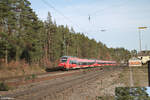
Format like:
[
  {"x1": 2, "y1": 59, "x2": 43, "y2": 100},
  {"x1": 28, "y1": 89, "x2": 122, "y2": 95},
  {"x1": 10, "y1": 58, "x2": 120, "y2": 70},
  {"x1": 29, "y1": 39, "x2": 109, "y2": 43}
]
[{"x1": 0, "y1": 0, "x2": 131, "y2": 68}]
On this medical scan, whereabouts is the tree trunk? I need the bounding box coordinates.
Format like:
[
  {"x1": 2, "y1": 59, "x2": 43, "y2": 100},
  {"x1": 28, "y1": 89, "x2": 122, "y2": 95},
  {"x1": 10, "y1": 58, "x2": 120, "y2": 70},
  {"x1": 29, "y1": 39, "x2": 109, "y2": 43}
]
[
  {"x1": 5, "y1": 48, "x2": 8, "y2": 65},
  {"x1": 15, "y1": 46, "x2": 20, "y2": 61}
]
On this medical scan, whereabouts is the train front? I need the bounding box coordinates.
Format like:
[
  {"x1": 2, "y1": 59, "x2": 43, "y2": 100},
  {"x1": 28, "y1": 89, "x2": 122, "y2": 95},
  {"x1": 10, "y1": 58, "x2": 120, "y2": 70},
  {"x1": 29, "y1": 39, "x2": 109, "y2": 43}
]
[{"x1": 58, "y1": 56, "x2": 69, "y2": 70}]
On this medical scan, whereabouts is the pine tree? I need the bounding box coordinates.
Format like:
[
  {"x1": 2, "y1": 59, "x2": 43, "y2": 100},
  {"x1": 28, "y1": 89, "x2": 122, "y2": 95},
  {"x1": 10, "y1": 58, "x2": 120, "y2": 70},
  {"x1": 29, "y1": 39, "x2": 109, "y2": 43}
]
[{"x1": 115, "y1": 87, "x2": 150, "y2": 100}]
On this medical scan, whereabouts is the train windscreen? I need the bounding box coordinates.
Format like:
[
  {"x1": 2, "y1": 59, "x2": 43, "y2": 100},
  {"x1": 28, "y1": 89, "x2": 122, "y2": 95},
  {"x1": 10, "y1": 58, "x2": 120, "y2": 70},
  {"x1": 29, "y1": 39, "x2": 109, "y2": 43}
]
[{"x1": 61, "y1": 57, "x2": 68, "y2": 63}]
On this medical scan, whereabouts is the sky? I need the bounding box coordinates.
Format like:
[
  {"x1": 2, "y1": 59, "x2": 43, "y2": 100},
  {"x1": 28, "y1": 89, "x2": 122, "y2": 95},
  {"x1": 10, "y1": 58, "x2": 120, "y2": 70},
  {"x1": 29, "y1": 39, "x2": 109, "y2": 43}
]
[{"x1": 28, "y1": 0, "x2": 150, "y2": 51}]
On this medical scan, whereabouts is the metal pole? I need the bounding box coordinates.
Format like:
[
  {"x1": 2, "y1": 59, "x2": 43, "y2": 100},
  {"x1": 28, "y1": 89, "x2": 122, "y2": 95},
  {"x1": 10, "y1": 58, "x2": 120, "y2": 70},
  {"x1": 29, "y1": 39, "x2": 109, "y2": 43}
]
[
  {"x1": 139, "y1": 29, "x2": 142, "y2": 52},
  {"x1": 148, "y1": 61, "x2": 150, "y2": 86}
]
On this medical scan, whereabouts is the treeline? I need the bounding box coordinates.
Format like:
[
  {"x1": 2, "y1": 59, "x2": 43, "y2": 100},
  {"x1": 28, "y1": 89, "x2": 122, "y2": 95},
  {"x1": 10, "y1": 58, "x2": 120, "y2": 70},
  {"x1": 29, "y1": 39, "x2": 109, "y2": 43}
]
[
  {"x1": 0, "y1": 0, "x2": 130, "y2": 67},
  {"x1": 109, "y1": 48, "x2": 131, "y2": 63}
]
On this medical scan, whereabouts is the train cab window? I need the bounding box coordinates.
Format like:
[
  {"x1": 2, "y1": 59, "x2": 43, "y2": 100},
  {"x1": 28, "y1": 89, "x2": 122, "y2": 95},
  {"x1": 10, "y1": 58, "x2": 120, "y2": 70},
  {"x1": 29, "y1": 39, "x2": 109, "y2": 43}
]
[
  {"x1": 72, "y1": 60, "x2": 77, "y2": 64},
  {"x1": 61, "y1": 57, "x2": 68, "y2": 63},
  {"x1": 61, "y1": 59, "x2": 67, "y2": 63}
]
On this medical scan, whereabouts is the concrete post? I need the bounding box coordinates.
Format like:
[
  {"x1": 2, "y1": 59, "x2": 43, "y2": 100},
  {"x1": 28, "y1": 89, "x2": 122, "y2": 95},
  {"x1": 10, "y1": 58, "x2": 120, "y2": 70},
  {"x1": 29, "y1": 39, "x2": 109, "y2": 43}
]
[{"x1": 148, "y1": 61, "x2": 150, "y2": 86}]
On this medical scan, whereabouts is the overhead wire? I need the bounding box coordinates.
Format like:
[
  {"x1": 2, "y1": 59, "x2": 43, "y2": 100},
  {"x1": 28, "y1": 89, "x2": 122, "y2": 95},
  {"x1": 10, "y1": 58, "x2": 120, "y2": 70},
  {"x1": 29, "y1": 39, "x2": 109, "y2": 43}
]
[
  {"x1": 41, "y1": 0, "x2": 87, "y2": 33},
  {"x1": 41, "y1": 0, "x2": 130, "y2": 36},
  {"x1": 88, "y1": 0, "x2": 130, "y2": 33}
]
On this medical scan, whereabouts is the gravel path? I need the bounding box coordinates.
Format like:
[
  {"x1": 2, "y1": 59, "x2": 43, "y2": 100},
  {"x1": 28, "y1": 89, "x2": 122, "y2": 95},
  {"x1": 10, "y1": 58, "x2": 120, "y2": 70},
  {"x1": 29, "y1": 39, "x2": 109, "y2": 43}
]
[{"x1": 129, "y1": 66, "x2": 134, "y2": 87}]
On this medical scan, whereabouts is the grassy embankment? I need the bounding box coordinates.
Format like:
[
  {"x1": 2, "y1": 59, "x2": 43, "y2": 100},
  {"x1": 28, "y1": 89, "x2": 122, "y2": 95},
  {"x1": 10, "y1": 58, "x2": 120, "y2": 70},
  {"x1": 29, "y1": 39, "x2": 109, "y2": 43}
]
[
  {"x1": 119, "y1": 65, "x2": 148, "y2": 87},
  {"x1": 0, "y1": 61, "x2": 45, "y2": 79}
]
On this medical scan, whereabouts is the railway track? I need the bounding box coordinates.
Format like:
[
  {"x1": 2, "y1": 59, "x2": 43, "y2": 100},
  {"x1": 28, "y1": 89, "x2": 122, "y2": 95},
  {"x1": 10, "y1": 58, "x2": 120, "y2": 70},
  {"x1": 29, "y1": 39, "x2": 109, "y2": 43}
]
[
  {"x1": 0, "y1": 67, "x2": 71, "y2": 83},
  {"x1": 1, "y1": 66, "x2": 122, "y2": 100},
  {"x1": 0, "y1": 70, "x2": 62, "y2": 83},
  {"x1": 0, "y1": 69, "x2": 81, "y2": 87}
]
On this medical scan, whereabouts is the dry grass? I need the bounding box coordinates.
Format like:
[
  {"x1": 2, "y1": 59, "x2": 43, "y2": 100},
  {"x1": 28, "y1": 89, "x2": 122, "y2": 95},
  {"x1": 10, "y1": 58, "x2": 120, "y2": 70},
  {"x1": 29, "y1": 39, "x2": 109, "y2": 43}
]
[
  {"x1": 131, "y1": 66, "x2": 148, "y2": 86},
  {"x1": 0, "y1": 60, "x2": 45, "y2": 79},
  {"x1": 118, "y1": 66, "x2": 148, "y2": 87},
  {"x1": 119, "y1": 67, "x2": 130, "y2": 86}
]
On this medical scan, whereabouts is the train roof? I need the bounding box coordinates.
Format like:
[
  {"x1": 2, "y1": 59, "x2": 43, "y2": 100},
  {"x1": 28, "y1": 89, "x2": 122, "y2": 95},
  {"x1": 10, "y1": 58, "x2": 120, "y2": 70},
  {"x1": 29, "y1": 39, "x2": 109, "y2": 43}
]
[
  {"x1": 61, "y1": 56, "x2": 77, "y2": 58},
  {"x1": 61, "y1": 56, "x2": 116, "y2": 62}
]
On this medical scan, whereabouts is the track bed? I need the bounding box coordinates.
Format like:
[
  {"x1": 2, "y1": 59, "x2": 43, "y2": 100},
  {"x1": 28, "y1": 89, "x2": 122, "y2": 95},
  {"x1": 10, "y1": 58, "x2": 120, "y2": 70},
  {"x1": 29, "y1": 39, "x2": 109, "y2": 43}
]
[{"x1": 0, "y1": 66, "x2": 122, "y2": 100}]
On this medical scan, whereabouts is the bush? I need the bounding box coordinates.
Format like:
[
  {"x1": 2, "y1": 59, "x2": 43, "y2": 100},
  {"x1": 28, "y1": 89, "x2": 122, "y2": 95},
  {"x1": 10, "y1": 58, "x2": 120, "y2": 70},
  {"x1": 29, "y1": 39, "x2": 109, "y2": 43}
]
[
  {"x1": 0, "y1": 82, "x2": 9, "y2": 91},
  {"x1": 31, "y1": 74, "x2": 37, "y2": 79},
  {"x1": 25, "y1": 76, "x2": 31, "y2": 81}
]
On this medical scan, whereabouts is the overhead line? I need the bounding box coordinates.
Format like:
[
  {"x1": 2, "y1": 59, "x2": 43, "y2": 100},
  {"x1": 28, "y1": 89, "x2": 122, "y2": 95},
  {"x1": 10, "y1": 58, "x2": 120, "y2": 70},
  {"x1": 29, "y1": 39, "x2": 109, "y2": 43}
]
[
  {"x1": 41, "y1": 0, "x2": 87, "y2": 33},
  {"x1": 87, "y1": 0, "x2": 130, "y2": 33}
]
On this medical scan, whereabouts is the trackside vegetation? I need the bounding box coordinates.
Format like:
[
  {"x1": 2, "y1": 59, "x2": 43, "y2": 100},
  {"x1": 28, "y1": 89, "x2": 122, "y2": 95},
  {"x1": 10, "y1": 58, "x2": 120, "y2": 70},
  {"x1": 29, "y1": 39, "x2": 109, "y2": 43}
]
[
  {"x1": 115, "y1": 87, "x2": 150, "y2": 100},
  {"x1": 0, "y1": 82, "x2": 9, "y2": 91}
]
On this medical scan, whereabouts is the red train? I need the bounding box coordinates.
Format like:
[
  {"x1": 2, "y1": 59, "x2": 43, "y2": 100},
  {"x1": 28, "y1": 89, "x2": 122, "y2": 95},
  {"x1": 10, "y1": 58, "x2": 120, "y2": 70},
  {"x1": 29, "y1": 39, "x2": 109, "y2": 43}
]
[{"x1": 58, "y1": 56, "x2": 117, "y2": 70}]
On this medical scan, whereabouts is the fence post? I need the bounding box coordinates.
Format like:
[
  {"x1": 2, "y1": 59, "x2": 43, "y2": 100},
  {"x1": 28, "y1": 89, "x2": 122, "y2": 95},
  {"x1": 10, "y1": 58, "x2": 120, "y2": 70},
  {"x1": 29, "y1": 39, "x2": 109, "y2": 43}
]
[{"x1": 148, "y1": 61, "x2": 150, "y2": 86}]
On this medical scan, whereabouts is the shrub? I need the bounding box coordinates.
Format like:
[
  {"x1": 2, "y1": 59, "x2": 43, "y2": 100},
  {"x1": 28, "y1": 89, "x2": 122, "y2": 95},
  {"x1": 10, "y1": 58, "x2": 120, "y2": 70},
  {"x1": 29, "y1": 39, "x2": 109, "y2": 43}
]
[
  {"x1": 31, "y1": 74, "x2": 37, "y2": 79},
  {"x1": 0, "y1": 82, "x2": 9, "y2": 91},
  {"x1": 25, "y1": 76, "x2": 31, "y2": 81}
]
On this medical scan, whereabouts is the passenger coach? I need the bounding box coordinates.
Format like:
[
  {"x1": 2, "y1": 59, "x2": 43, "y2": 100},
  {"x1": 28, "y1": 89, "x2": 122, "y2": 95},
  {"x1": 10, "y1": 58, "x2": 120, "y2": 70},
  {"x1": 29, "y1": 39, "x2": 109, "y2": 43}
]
[{"x1": 58, "y1": 56, "x2": 117, "y2": 70}]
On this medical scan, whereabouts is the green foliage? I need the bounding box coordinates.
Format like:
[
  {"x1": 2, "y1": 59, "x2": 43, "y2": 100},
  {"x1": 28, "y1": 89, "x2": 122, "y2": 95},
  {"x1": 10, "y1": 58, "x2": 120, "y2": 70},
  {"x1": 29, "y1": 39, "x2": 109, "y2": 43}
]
[
  {"x1": 24, "y1": 74, "x2": 37, "y2": 81},
  {"x1": 131, "y1": 49, "x2": 138, "y2": 57},
  {"x1": 96, "y1": 96, "x2": 114, "y2": 100},
  {"x1": 0, "y1": 0, "x2": 131, "y2": 67},
  {"x1": 115, "y1": 87, "x2": 150, "y2": 100},
  {"x1": 109, "y1": 48, "x2": 131, "y2": 63},
  {"x1": 25, "y1": 76, "x2": 31, "y2": 81},
  {"x1": 0, "y1": 82, "x2": 9, "y2": 91},
  {"x1": 31, "y1": 74, "x2": 36, "y2": 79}
]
